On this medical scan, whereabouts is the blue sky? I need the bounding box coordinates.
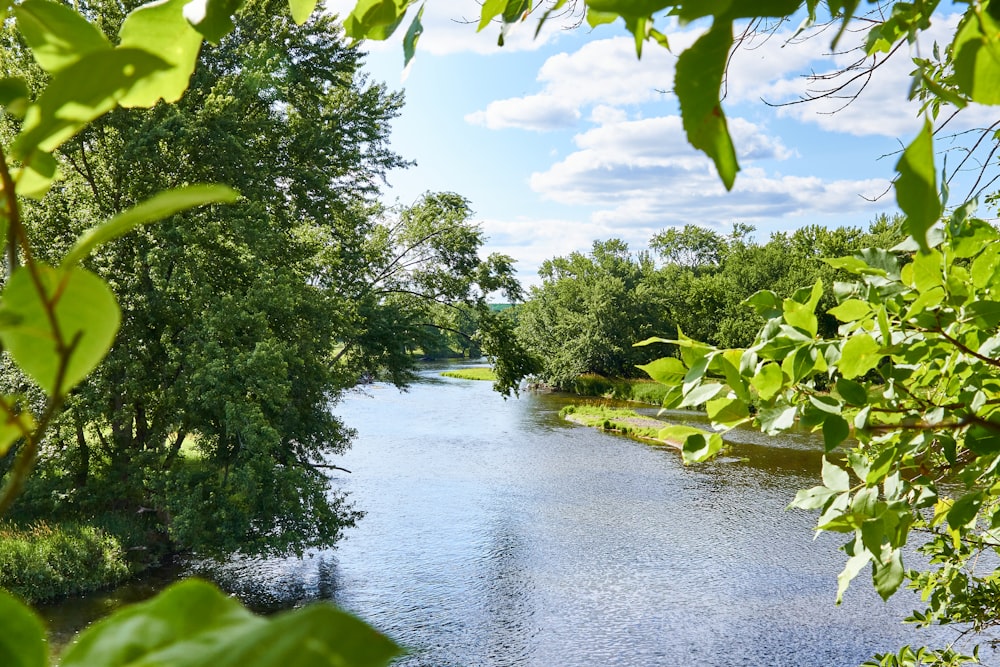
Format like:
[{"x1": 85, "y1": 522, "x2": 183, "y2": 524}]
[{"x1": 326, "y1": 3, "x2": 987, "y2": 286}]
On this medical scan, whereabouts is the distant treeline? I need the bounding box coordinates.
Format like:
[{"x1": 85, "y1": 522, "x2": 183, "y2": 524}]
[{"x1": 514, "y1": 215, "x2": 906, "y2": 389}]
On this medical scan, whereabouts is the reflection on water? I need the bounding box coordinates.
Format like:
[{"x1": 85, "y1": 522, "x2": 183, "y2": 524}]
[{"x1": 41, "y1": 363, "x2": 997, "y2": 665}]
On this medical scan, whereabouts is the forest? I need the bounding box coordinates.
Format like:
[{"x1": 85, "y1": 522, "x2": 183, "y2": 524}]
[{"x1": 0, "y1": 0, "x2": 999, "y2": 666}]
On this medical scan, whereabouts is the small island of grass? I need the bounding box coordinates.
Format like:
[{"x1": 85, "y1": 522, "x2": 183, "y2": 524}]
[
  {"x1": 441, "y1": 367, "x2": 496, "y2": 381},
  {"x1": 560, "y1": 405, "x2": 684, "y2": 451}
]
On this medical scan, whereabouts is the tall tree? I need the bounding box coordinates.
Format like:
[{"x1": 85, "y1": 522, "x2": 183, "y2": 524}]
[
  {"x1": 516, "y1": 238, "x2": 670, "y2": 387},
  {"x1": 2, "y1": 0, "x2": 408, "y2": 556}
]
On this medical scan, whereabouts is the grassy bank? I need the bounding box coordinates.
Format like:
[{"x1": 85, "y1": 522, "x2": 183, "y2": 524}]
[
  {"x1": 565, "y1": 374, "x2": 671, "y2": 405},
  {"x1": 560, "y1": 405, "x2": 682, "y2": 450},
  {"x1": 0, "y1": 520, "x2": 140, "y2": 603},
  {"x1": 441, "y1": 367, "x2": 496, "y2": 381}
]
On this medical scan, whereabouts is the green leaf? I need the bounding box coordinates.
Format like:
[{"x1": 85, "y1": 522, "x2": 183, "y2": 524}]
[
  {"x1": 744, "y1": 289, "x2": 782, "y2": 318},
  {"x1": 0, "y1": 264, "x2": 121, "y2": 395},
  {"x1": 679, "y1": 382, "x2": 724, "y2": 408},
  {"x1": 675, "y1": 19, "x2": 738, "y2": 190},
  {"x1": 183, "y1": 0, "x2": 243, "y2": 43},
  {"x1": 61, "y1": 579, "x2": 401, "y2": 667},
  {"x1": 478, "y1": 0, "x2": 505, "y2": 31},
  {"x1": 790, "y1": 485, "x2": 838, "y2": 510},
  {"x1": 0, "y1": 589, "x2": 47, "y2": 667},
  {"x1": 343, "y1": 0, "x2": 410, "y2": 41},
  {"x1": 706, "y1": 396, "x2": 749, "y2": 428},
  {"x1": 14, "y1": 150, "x2": 59, "y2": 199},
  {"x1": 872, "y1": 547, "x2": 904, "y2": 601},
  {"x1": 946, "y1": 492, "x2": 984, "y2": 529},
  {"x1": 836, "y1": 552, "x2": 871, "y2": 605},
  {"x1": 835, "y1": 377, "x2": 867, "y2": 406},
  {"x1": 585, "y1": 9, "x2": 618, "y2": 28},
  {"x1": 751, "y1": 362, "x2": 783, "y2": 401},
  {"x1": 759, "y1": 404, "x2": 796, "y2": 435},
  {"x1": 838, "y1": 334, "x2": 882, "y2": 379},
  {"x1": 828, "y1": 299, "x2": 870, "y2": 323},
  {"x1": 822, "y1": 457, "x2": 851, "y2": 492},
  {"x1": 908, "y1": 248, "x2": 942, "y2": 292},
  {"x1": 402, "y1": 3, "x2": 424, "y2": 67},
  {"x1": 818, "y1": 414, "x2": 849, "y2": 451},
  {"x1": 822, "y1": 255, "x2": 886, "y2": 276},
  {"x1": 951, "y1": 6, "x2": 1000, "y2": 104},
  {"x1": 894, "y1": 119, "x2": 941, "y2": 253},
  {"x1": 15, "y1": 0, "x2": 111, "y2": 73},
  {"x1": 636, "y1": 356, "x2": 686, "y2": 385},
  {"x1": 0, "y1": 77, "x2": 30, "y2": 118},
  {"x1": 63, "y1": 185, "x2": 238, "y2": 267},
  {"x1": 13, "y1": 48, "x2": 170, "y2": 158},
  {"x1": 966, "y1": 300, "x2": 1000, "y2": 328},
  {"x1": 288, "y1": 0, "x2": 317, "y2": 23},
  {"x1": 681, "y1": 431, "x2": 724, "y2": 464},
  {"x1": 783, "y1": 298, "x2": 818, "y2": 337},
  {"x1": 118, "y1": 0, "x2": 204, "y2": 107}
]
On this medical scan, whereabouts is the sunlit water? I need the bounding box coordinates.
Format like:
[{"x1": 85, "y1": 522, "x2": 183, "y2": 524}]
[{"x1": 42, "y1": 363, "x2": 998, "y2": 665}]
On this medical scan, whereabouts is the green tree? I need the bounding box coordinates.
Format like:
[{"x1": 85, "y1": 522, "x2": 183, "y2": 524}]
[
  {"x1": 516, "y1": 238, "x2": 669, "y2": 387},
  {"x1": 0, "y1": 0, "x2": 412, "y2": 557},
  {"x1": 329, "y1": 191, "x2": 537, "y2": 395}
]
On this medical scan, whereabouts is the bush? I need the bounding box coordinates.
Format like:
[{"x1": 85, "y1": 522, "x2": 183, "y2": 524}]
[{"x1": 0, "y1": 520, "x2": 133, "y2": 603}]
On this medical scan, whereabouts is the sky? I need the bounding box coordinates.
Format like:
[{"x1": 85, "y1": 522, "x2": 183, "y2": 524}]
[{"x1": 325, "y1": 2, "x2": 991, "y2": 287}]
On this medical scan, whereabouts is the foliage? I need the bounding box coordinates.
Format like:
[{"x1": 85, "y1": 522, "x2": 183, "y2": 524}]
[
  {"x1": 330, "y1": 191, "x2": 538, "y2": 395},
  {"x1": 515, "y1": 238, "x2": 670, "y2": 387},
  {"x1": 564, "y1": 373, "x2": 671, "y2": 405},
  {"x1": 0, "y1": 520, "x2": 130, "y2": 603},
  {"x1": 440, "y1": 367, "x2": 496, "y2": 381},
  {"x1": 0, "y1": 0, "x2": 398, "y2": 663}
]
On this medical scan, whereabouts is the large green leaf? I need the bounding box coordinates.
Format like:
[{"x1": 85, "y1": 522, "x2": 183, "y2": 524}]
[
  {"x1": 343, "y1": 0, "x2": 412, "y2": 41},
  {"x1": 183, "y1": 0, "x2": 244, "y2": 43},
  {"x1": 0, "y1": 589, "x2": 47, "y2": 667},
  {"x1": 0, "y1": 265, "x2": 120, "y2": 395},
  {"x1": 118, "y1": 0, "x2": 204, "y2": 107},
  {"x1": 951, "y1": 5, "x2": 1000, "y2": 104},
  {"x1": 402, "y1": 3, "x2": 424, "y2": 67},
  {"x1": 63, "y1": 185, "x2": 239, "y2": 267},
  {"x1": 12, "y1": 48, "x2": 170, "y2": 158},
  {"x1": 289, "y1": 0, "x2": 318, "y2": 24},
  {"x1": 674, "y1": 19, "x2": 739, "y2": 189},
  {"x1": 14, "y1": 0, "x2": 111, "y2": 73},
  {"x1": 838, "y1": 334, "x2": 882, "y2": 379},
  {"x1": 894, "y1": 120, "x2": 941, "y2": 253},
  {"x1": 636, "y1": 356, "x2": 686, "y2": 385},
  {"x1": 60, "y1": 579, "x2": 401, "y2": 667}
]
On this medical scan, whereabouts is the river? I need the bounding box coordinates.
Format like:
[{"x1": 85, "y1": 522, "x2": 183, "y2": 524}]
[{"x1": 42, "y1": 363, "x2": 994, "y2": 666}]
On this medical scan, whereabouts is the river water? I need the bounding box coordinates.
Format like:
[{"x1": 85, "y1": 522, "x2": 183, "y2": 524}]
[{"x1": 42, "y1": 363, "x2": 994, "y2": 665}]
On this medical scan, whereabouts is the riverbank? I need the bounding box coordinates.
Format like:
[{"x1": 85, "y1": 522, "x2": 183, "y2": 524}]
[
  {"x1": 559, "y1": 374, "x2": 670, "y2": 405},
  {"x1": 560, "y1": 405, "x2": 683, "y2": 450},
  {"x1": 0, "y1": 517, "x2": 162, "y2": 603},
  {"x1": 441, "y1": 367, "x2": 496, "y2": 381}
]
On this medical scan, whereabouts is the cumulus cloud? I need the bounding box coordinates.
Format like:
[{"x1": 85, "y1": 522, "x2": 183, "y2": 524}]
[
  {"x1": 466, "y1": 94, "x2": 580, "y2": 131},
  {"x1": 530, "y1": 114, "x2": 890, "y2": 228}
]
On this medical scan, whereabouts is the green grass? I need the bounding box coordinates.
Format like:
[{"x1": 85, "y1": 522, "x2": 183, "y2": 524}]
[
  {"x1": 0, "y1": 520, "x2": 134, "y2": 603},
  {"x1": 560, "y1": 404, "x2": 673, "y2": 443},
  {"x1": 441, "y1": 367, "x2": 496, "y2": 381},
  {"x1": 567, "y1": 374, "x2": 671, "y2": 405}
]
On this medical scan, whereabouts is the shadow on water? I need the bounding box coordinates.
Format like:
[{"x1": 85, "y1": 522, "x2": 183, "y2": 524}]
[{"x1": 41, "y1": 363, "x2": 1000, "y2": 665}]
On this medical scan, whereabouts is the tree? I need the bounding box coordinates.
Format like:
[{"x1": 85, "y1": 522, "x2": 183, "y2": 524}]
[
  {"x1": 0, "y1": 0, "x2": 413, "y2": 557},
  {"x1": 327, "y1": 191, "x2": 538, "y2": 395},
  {"x1": 0, "y1": 0, "x2": 404, "y2": 663},
  {"x1": 516, "y1": 238, "x2": 669, "y2": 387}
]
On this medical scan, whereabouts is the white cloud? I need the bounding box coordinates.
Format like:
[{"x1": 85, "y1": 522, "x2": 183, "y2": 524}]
[
  {"x1": 466, "y1": 94, "x2": 580, "y2": 131},
  {"x1": 530, "y1": 114, "x2": 890, "y2": 228},
  {"x1": 324, "y1": 0, "x2": 565, "y2": 55}
]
